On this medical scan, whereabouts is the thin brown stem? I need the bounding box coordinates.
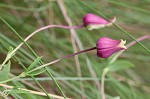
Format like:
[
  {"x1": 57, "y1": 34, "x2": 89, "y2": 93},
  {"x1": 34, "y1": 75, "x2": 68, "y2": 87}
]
[
  {"x1": 0, "y1": 84, "x2": 71, "y2": 99},
  {"x1": 27, "y1": 47, "x2": 96, "y2": 74}
]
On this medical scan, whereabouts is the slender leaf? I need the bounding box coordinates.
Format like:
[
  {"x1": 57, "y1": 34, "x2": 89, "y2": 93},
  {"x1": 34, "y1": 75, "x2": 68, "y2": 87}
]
[
  {"x1": 27, "y1": 69, "x2": 46, "y2": 76},
  {"x1": 0, "y1": 61, "x2": 11, "y2": 81},
  {"x1": 26, "y1": 57, "x2": 42, "y2": 72},
  {"x1": 9, "y1": 89, "x2": 28, "y2": 94},
  {"x1": 106, "y1": 60, "x2": 134, "y2": 72}
]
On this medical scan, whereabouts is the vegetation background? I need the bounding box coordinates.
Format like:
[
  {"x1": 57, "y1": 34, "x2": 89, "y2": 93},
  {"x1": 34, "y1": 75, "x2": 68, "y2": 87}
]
[{"x1": 0, "y1": 0, "x2": 150, "y2": 99}]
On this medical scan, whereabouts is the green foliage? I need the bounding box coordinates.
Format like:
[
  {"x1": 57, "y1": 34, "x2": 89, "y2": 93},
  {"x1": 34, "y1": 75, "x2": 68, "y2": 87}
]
[
  {"x1": 9, "y1": 88, "x2": 28, "y2": 94},
  {"x1": 0, "y1": 0, "x2": 150, "y2": 99},
  {"x1": 25, "y1": 56, "x2": 46, "y2": 76},
  {"x1": 0, "y1": 61, "x2": 11, "y2": 81},
  {"x1": 112, "y1": 96, "x2": 120, "y2": 99},
  {"x1": 27, "y1": 69, "x2": 46, "y2": 76},
  {"x1": 26, "y1": 57, "x2": 42, "y2": 72},
  {"x1": 106, "y1": 60, "x2": 134, "y2": 72},
  {"x1": 0, "y1": 46, "x2": 14, "y2": 68}
]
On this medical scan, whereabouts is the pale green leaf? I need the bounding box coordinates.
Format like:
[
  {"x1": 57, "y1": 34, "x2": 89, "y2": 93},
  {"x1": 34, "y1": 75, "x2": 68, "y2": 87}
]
[
  {"x1": 9, "y1": 89, "x2": 28, "y2": 94},
  {"x1": 26, "y1": 57, "x2": 42, "y2": 72},
  {"x1": 0, "y1": 61, "x2": 11, "y2": 81},
  {"x1": 27, "y1": 69, "x2": 46, "y2": 76},
  {"x1": 106, "y1": 60, "x2": 134, "y2": 72}
]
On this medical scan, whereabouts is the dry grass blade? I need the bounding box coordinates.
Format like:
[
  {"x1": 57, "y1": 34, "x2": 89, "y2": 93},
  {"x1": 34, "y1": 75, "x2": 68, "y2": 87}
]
[{"x1": 0, "y1": 84, "x2": 71, "y2": 99}]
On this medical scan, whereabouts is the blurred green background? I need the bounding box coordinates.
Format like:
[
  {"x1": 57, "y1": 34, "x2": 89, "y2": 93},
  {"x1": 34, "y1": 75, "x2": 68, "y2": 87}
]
[{"x1": 0, "y1": 0, "x2": 150, "y2": 99}]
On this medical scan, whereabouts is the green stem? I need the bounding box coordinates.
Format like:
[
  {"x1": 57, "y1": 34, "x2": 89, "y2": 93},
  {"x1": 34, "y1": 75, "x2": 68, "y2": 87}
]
[
  {"x1": 15, "y1": 57, "x2": 52, "y2": 99},
  {"x1": 0, "y1": 59, "x2": 8, "y2": 70},
  {"x1": 32, "y1": 76, "x2": 52, "y2": 99},
  {"x1": 0, "y1": 74, "x2": 22, "y2": 84},
  {"x1": 101, "y1": 68, "x2": 109, "y2": 99}
]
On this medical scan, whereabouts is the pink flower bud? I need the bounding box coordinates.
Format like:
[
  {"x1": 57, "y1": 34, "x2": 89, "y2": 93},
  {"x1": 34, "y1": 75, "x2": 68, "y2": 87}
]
[
  {"x1": 83, "y1": 13, "x2": 116, "y2": 30},
  {"x1": 96, "y1": 37, "x2": 127, "y2": 58}
]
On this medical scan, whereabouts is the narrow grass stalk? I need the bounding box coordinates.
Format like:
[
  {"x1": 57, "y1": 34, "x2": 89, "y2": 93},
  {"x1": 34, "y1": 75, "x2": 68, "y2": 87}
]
[
  {"x1": 110, "y1": 35, "x2": 150, "y2": 64},
  {"x1": 108, "y1": 0, "x2": 150, "y2": 14},
  {"x1": 0, "y1": 84, "x2": 71, "y2": 99},
  {"x1": 113, "y1": 24, "x2": 150, "y2": 53},
  {"x1": 101, "y1": 69, "x2": 109, "y2": 99},
  {"x1": 17, "y1": 77, "x2": 103, "y2": 81},
  {"x1": 1, "y1": 59, "x2": 8, "y2": 68},
  {"x1": 32, "y1": 77, "x2": 52, "y2": 99}
]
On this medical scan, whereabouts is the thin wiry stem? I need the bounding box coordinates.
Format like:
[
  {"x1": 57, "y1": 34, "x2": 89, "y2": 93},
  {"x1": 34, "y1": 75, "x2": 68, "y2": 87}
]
[
  {"x1": 10, "y1": 24, "x2": 84, "y2": 57},
  {"x1": 27, "y1": 47, "x2": 97, "y2": 74},
  {"x1": 110, "y1": 35, "x2": 150, "y2": 64}
]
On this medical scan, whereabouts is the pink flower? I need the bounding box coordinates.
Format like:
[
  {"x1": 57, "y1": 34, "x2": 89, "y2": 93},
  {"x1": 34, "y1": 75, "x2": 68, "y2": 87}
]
[
  {"x1": 96, "y1": 37, "x2": 127, "y2": 58},
  {"x1": 83, "y1": 13, "x2": 116, "y2": 30}
]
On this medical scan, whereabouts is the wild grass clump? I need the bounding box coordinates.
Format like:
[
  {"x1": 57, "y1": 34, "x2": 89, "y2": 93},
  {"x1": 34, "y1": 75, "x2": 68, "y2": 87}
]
[{"x1": 0, "y1": 0, "x2": 150, "y2": 99}]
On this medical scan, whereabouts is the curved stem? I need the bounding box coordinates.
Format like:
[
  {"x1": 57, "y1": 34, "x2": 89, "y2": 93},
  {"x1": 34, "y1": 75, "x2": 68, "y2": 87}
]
[
  {"x1": 101, "y1": 68, "x2": 108, "y2": 99},
  {"x1": 110, "y1": 35, "x2": 150, "y2": 64},
  {"x1": 0, "y1": 24, "x2": 85, "y2": 68},
  {"x1": 1, "y1": 24, "x2": 84, "y2": 68},
  {"x1": 10, "y1": 24, "x2": 84, "y2": 56},
  {"x1": 27, "y1": 47, "x2": 96, "y2": 74}
]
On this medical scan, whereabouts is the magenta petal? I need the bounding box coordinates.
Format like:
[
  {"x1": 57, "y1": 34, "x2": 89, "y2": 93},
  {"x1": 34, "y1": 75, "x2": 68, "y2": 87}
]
[
  {"x1": 97, "y1": 47, "x2": 124, "y2": 58},
  {"x1": 96, "y1": 37, "x2": 120, "y2": 49},
  {"x1": 96, "y1": 37, "x2": 126, "y2": 58},
  {"x1": 82, "y1": 13, "x2": 116, "y2": 30},
  {"x1": 83, "y1": 13, "x2": 109, "y2": 25}
]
